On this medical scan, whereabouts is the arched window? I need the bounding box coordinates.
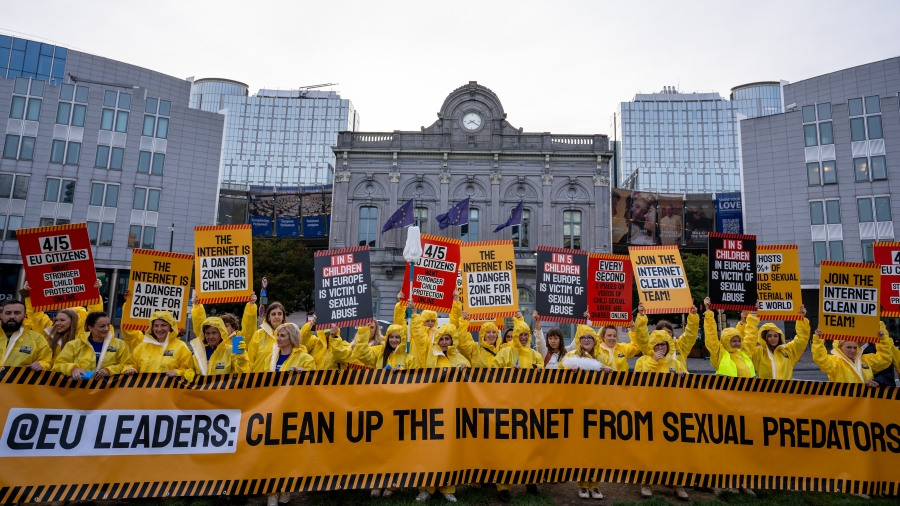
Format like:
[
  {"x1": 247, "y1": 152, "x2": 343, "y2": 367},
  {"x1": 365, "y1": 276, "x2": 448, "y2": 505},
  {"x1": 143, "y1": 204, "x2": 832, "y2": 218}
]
[
  {"x1": 358, "y1": 206, "x2": 377, "y2": 247},
  {"x1": 563, "y1": 210, "x2": 582, "y2": 249}
]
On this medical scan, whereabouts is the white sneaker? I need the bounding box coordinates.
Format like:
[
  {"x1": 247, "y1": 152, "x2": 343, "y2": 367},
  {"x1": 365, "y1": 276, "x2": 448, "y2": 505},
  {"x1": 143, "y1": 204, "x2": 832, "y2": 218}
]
[
  {"x1": 442, "y1": 493, "x2": 456, "y2": 502},
  {"x1": 640, "y1": 486, "x2": 653, "y2": 497},
  {"x1": 382, "y1": 490, "x2": 393, "y2": 498},
  {"x1": 267, "y1": 495, "x2": 278, "y2": 506},
  {"x1": 278, "y1": 492, "x2": 290, "y2": 503},
  {"x1": 674, "y1": 487, "x2": 689, "y2": 501},
  {"x1": 370, "y1": 489, "x2": 382, "y2": 498},
  {"x1": 415, "y1": 491, "x2": 431, "y2": 502},
  {"x1": 578, "y1": 488, "x2": 590, "y2": 499},
  {"x1": 590, "y1": 488, "x2": 603, "y2": 499}
]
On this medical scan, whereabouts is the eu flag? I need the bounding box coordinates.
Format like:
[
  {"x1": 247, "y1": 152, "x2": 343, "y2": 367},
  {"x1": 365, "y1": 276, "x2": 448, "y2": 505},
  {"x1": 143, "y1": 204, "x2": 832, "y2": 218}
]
[
  {"x1": 382, "y1": 198, "x2": 416, "y2": 234},
  {"x1": 435, "y1": 198, "x2": 470, "y2": 230},
  {"x1": 494, "y1": 201, "x2": 523, "y2": 232}
]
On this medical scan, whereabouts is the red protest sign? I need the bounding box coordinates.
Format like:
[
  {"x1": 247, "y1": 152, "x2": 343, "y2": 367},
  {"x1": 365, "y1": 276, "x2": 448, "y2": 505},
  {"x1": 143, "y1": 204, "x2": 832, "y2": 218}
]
[
  {"x1": 17, "y1": 223, "x2": 101, "y2": 311},
  {"x1": 402, "y1": 235, "x2": 461, "y2": 313},
  {"x1": 874, "y1": 242, "x2": 900, "y2": 318},
  {"x1": 587, "y1": 253, "x2": 633, "y2": 327}
]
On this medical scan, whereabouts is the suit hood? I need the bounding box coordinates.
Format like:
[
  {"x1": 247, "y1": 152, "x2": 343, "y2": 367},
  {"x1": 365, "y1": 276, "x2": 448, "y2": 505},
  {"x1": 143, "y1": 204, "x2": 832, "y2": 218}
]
[
  {"x1": 146, "y1": 310, "x2": 179, "y2": 342},
  {"x1": 200, "y1": 317, "x2": 229, "y2": 346},
  {"x1": 720, "y1": 327, "x2": 742, "y2": 353},
  {"x1": 757, "y1": 323, "x2": 785, "y2": 347}
]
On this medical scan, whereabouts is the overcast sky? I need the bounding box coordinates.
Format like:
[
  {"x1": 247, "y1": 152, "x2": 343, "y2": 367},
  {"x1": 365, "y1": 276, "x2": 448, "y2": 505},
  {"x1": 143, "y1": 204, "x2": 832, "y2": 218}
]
[{"x1": 4, "y1": 0, "x2": 900, "y2": 136}]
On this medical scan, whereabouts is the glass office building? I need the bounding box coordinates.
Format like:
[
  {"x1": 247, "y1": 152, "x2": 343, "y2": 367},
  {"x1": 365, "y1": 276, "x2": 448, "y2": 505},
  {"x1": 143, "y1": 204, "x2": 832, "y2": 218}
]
[
  {"x1": 0, "y1": 35, "x2": 67, "y2": 85},
  {"x1": 611, "y1": 82, "x2": 782, "y2": 193},
  {"x1": 189, "y1": 79, "x2": 360, "y2": 188}
]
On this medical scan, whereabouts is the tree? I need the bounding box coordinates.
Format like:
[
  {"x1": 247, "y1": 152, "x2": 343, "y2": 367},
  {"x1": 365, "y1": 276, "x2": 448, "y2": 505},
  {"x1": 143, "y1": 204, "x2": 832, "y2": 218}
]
[
  {"x1": 212, "y1": 238, "x2": 314, "y2": 317},
  {"x1": 681, "y1": 252, "x2": 708, "y2": 309}
]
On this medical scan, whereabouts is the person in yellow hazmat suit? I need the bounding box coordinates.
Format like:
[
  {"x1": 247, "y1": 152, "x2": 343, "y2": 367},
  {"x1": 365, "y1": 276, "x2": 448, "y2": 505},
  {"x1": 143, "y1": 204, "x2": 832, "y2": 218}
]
[
  {"x1": 191, "y1": 292, "x2": 257, "y2": 345},
  {"x1": 631, "y1": 303, "x2": 698, "y2": 371},
  {"x1": 36, "y1": 308, "x2": 80, "y2": 360},
  {"x1": 252, "y1": 322, "x2": 316, "y2": 374},
  {"x1": 558, "y1": 325, "x2": 611, "y2": 500},
  {"x1": 742, "y1": 304, "x2": 810, "y2": 380},
  {"x1": 353, "y1": 320, "x2": 411, "y2": 371},
  {"x1": 703, "y1": 298, "x2": 756, "y2": 378},
  {"x1": 247, "y1": 301, "x2": 286, "y2": 363},
  {"x1": 23, "y1": 279, "x2": 104, "y2": 351},
  {"x1": 489, "y1": 319, "x2": 542, "y2": 501},
  {"x1": 0, "y1": 299, "x2": 52, "y2": 371},
  {"x1": 532, "y1": 311, "x2": 566, "y2": 369},
  {"x1": 456, "y1": 315, "x2": 503, "y2": 368},
  {"x1": 188, "y1": 317, "x2": 250, "y2": 378},
  {"x1": 126, "y1": 310, "x2": 193, "y2": 376},
  {"x1": 410, "y1": 324, "x2": 468, "y2": 503},
  {"x1": 812, "y1": 326, "x2": 892, "y2": 386},
  {"x1": 299, "y1": 316, "x2": 353, "y2": 370},
  {"x1": 53, "y1": 312, "x2": 135, "y2": 379},
  {"x1": 633, "y1": 329, "x2": 688, "y2": 500}
]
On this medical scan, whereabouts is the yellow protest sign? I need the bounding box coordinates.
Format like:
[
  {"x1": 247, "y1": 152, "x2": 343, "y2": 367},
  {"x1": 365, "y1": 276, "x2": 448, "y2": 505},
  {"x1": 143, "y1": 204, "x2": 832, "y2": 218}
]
[
  {"x1": 460, "y1": 240, "x2": 517, "y2": 319},
  {"x1": 756, "y1": 245, "x2": 802, "y2": 321},
  {"x1": 819, "y1": 261, "x2": 880, "y2": 342},
  {"x1": 122, "y1": 249, "x2": 193, "y2": 331},
  {"x1": 194, "y1": 225, "x2": 253, "y2": 304},
  {"x1": 629, "y1": 245, "x2": 693, "y2": 314},
  {"x1": 0, "y1": 369, "x2": 898, "y2": 501}
]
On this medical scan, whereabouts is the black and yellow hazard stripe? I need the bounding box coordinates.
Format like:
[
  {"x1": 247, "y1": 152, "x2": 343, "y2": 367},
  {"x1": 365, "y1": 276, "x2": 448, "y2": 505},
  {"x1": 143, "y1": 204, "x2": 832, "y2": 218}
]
[
  {"x1": 2, "y1": 468, "x2": 896, "y2": 503},
  {"x1": 1, "y1": 368, "x2": 899, "y2": 401}
]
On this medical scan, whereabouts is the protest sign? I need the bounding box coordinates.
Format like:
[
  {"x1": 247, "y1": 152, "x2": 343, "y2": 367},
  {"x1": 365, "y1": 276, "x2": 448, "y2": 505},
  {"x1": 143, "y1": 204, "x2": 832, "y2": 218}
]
[
  {"x1": 402, "y1": 235, "x2": 460, "y2": 313},
  {"x1": 314, "y1": 246, "x2": 372, "y2": 327},
  {"x1": 629, "y1": 246, "x2": 692, "y2": 314},
  {"x1": 122, "y1": 250, "x2": 193, "y2": 331},
  {"x1": 587, "y1": 253, "x2": 633, "y2": 327},
  {"x1": 756, "y1": 245, "x2": 802, "y2": 320},
  {"x1": 17, "y1": 223, "x2": 101, "y2": 311},
  {"x1": 708, "y1": 232, "x2": 756, "y2": 310},
  {"x1": 535, "y1": 247, "x2": 587, "y2": 324},
  {"x1": 194, "y1": 225, "x2": 253, "y2": 304},
  {"x1": 874, "y1": 242, "x2": 900, "y2": 317},
  {"x1": 1, "y1": 368, "x2": 898, "y2": 501},
  {"x1": 460, "y1": 241, "x2": 517, "y2": 319},
  {"x1": 819, "y1": 261, "x2": 880, "y2": 342}
]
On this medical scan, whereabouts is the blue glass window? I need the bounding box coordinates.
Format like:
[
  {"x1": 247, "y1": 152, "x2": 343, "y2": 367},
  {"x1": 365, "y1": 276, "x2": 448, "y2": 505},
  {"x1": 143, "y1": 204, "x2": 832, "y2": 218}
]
[
  {"x1": 155, "y1": 117, "x2": 168, "y2": 139},
  {"x1": 142, "y1": 115, "x2": 155, "y2": 136},
  {"x1": 95, "y1": 145, "x2": 110, "y2": 168},
  {"x1": 867, "y1": 116, "x2": 883, "y2": 140},
  {"x1": 50, "y1": 140, "x2": 65, "y2": 163},
  {"x1": 100, "y1": 109, "x2": 114, "y2": 131},
  {"x1": 145, "y1": 98, "x2": 158, "y2": 114},
  {"x1": 3, "y1": 135, "x2": 19, "y2": 159},
  {"x1": 19, "y1": 136, "x2": 35, "y2": 160},
  {"x1": 119, "y1": 94, "x2": 132, "y2": 110},
  {"x1": 138, "y1": 151, "x2": 151, "y2": 173},
  {"x1": 115, "y1": 111, "x2": 129, "y2": 133},
  {"x1": 158, "y1": 100, "x2": 171, "y2": 116},
  {"x1": 104, "y1": 91, "x2": 117, "y2": 107},
  {"x1": 151, "y1": 153, "x2": 165, "y2": 174},
  {"x1": 65, "y1": 142, "x2": 80, "y2": 165},
  {"x1": 110, "y1": 147, "x2": 124, "y2": 170}
]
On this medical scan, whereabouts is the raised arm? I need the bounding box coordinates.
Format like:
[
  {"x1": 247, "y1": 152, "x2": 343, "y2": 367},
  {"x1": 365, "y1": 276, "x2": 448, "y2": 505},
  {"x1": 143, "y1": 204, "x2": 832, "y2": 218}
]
[
  {"x1": 675, "y1": 305, "x2": 699, "y2": 357},
  {"x1": 810, "y1": 330, "x2": 835, "y2": 376},
  {"x1": 240, "y1": 294, "x2": 258, "y2": 339},
  {"x1": 352, "y1": 323, "x2": 378, "y2": 367},
  {"x1": 743, "y1": 309, "x2": 760, "y2": 353},
  {"x1": 862, "y1": 328, "x2": 894, "y2": 373},
  {"x1": 785, "y1": 306, "x2": 810, "y2": 363},
  {"x1": 704, "y1": 308, "x2": 723, "y2": 368}
]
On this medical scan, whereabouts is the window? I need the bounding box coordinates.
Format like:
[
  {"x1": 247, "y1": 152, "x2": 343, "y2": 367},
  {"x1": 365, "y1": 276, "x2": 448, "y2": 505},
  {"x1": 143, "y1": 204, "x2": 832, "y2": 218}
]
[
  {"x1": 850, "y1": 118, "x2": 866, "y2": 141},
  {"x1": 829, "y1": 241, "x2": 844, "y2": 261},
  {"x1": 64, "y1": 142, "x2": 80, "y2": 165},
  {"x1": 858, "y1": 198, "x2": 874, "y2": 223},
  {"x1": 854, "y1": 158, "x2": 868, "y2": 181},
  {"x1": 55, "y1": 83, "x2": 88, "y2": 127},
  {"x1": 563, "y1": 210, "x2": 582, "y2": 249},
  {"x1": 822, "y1": 160, "x2": 836, "y2": 184},
  {"x1": 872, "y1": 156, "x2": 887, "y2": 180},
  {"x1": 801, "y1": 106, "x2": 816, "y2": 123},
  {"x1": 144, "y1": 97, "x2": 171, "y2": 139},
  {"x1": 808, "y1": 197, "x2": 842, "y2": 265},
  {"x1": 151, "y1": 153, "x2": 165, "y2": 174},
  {"x1": 461, "y1": 208, "x2": 479, "y2": 242},
  {"x1": 94, "y1": 145, "x2": 110, "y2": 168},
  {"x1": 0, "y1": 173, "x2": 27, "y2": 240},
  {"x1": 849, "y1": 98, "x2": 864, "y2": 116},
  {"x1": 138, "y1": 151, "x2": 151, "y2": 173},
  {"x1": 862, "y1": 240, "x2": 875, "y2": 263},
  {"x1": 96, "y1": 146, "x2": 124, "y2": 170},
  {"x1": 128, "y1": 225, "x2": 156, "y2": 249},
  {"x1": 849, "y1": 96, "x2": 882, "y2": 141},
  {"x1": 1, "y1": 134, "x2": 34, "y2": 160},
  {"x1": 817, "y1": 103, "x2": 831, "y2": 120},
  {"x1": 856, "y1": 155, "x2": 887, "y2": 182},
  {"x1": 50, "y1": 140, "x2": 80, "y2": 165},
  {"x1": 807, "y1": 162, "x2": 820, "y2": 186},
  {"x1": 875, "y1": 196, "x2": 891, "y2": 222},
  {"x1": 803, "y1": 124, "x2": 817, "y2": 147},
  {"x1": 414, "y1": 207, "x2": 428, "y2": 233},
  {"x1": 98, "y1": 223, "x2": 114, "y2": 247},
  {"x1": 867, "y1": 116, "x2": 883, "y2": 140},
  {"x1": 358, "y1": 206, "x2": 377, "y2": 247},
  {"x1": 813, "y1": 242, "x2": 827, "y2": 265},
  {"x1": 132, "y1": 187, "x2": 160, "y2": 211},
  {"x1": 44, "y1": 177, "x2": 75, "y2": 203},
  {"x1": 825, "y1": 200, "x2": 841, "y2": 224},
  {"x1": 88, "y1": 182, "x2": 119, "y2": 246},
  {"x1": 809, "y1": 201, "x2": 825, "y2": 225},
  {"x1": 819, "y1": 121, "x2": 833, "y2": 145},
  {"x1": 859, "y1": 195, "x2": 893, "y2": 227},
  {"x1": 100, "y1": 90, "x2": 131, "y2": 133},
  {"x1": 9, "y1": 78, "x2": 42, "y2": 121},
  {"x1": 512, "y1": 209, "x2": 530, "y2": 248},
  {"x1": 865, "y1": 96, "x2": 881, "y2": 114}
]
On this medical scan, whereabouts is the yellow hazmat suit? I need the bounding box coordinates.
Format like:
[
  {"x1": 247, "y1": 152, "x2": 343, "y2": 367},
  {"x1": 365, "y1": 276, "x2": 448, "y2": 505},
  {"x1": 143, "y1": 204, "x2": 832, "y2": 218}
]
[
  {"x1": 595, "y1": 328, "x2": 643, "y2": 372},
  {"x1": 634, "y1": 331, "x2": 688, "y2": 373},
  {"x1": 52, "y1": 331, "x2": 135, "y2": 376},
  {"x1": 743, "y1": 314, "x2": 810, "y2": 380},
  {"x1": 408, "y1": 309, "x2": 439, "y2": 365},
  {"x1": 189, "y1": 317, "x2": 250, "y2": 376},
  {"x1": 353, "y1": 323, "x2": 411, "y2": 369},
  {"x1": 812, "y1": 332, "x2": 892, "y2": 383},
  {"x1": 251, "y1": 343, "x2": 316, "y2": 372},
  {"x1": 300, "y1": 323, "x2": 353, "y2": 370},
  {"x1": 408, "y1": 324, "x2": 470, "y2": 369},
  {"x1": 492, "y1": 321, "x2": 543, "y2": 369},
  {"x1": 559, "y1": 326, "x2": 613, "y2": 370},
  {"x1": 25, "y1": 295, "x2": 103, "y2": 355},
  {"x1": 128, "y1": 311, "x2": 193, "y2": 375},
  {"x1": 636, "y1": 312, "x2": 699, "y2": 370},
  {"x1": 191, "y1": 301, "x2": 257, "y2": 342},
  {"x1": 704, "y1": 311, "x2": 755, "y2": 377},
  {"x1": 457, "y1": 320, "x2": 503, "y2": 368},
  {"x1": 0, "y1": 327, "x2": 52, "y2": 369}
]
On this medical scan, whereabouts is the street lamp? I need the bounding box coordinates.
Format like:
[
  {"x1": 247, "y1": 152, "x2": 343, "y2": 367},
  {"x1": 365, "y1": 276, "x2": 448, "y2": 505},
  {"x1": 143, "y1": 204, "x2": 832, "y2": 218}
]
[{"x1": 168, "y1": 223, "x2": 175, "y2": 252}]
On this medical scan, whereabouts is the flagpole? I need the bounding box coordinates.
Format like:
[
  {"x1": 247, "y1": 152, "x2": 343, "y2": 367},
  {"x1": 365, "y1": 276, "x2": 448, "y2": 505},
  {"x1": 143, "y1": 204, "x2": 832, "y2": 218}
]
[{"x1": 403, "y1": 225, "x2": 422, "y2": 355}]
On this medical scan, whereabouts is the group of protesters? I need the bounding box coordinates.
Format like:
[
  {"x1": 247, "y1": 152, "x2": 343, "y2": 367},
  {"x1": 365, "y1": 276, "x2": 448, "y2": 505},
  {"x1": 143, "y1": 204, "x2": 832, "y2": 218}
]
[{"x1": 1, "y1": 280, "x2": 899, "y2": 504}]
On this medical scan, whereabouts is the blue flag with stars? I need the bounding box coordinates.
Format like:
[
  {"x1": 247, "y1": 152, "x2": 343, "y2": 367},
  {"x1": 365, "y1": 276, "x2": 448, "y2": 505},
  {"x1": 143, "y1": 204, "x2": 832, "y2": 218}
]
[
  {"x1": 382, "y1": 198, "x2": 415, "y2": 234},
  {"x1": 435, "y1": 198, "x2": 470, "y2": 230},
  {"x1": 494, "y1": 201, "x2": 524, "y2": 232}
]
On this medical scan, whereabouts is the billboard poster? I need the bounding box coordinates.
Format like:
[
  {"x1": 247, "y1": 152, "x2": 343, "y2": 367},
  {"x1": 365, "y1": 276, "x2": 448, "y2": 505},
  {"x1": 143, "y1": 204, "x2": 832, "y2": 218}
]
[
  {"x1": 657, "y1": 194, "x2": 684, "y2": 246},
  {"x1": 611, "y1": 188, "x2": 631, "y2": 245},
  {"x1": 684, "y1": 195, "x2": 714, "y2": 248},
  {"x1": 314, "y1": 246, "x2": 373, "y2": 327},
  {"x1": 248, "y1": 186, "x2": 274, "y2": 237},
  {"x1": 629, "y1": 191, "x2": 657, "y2": 245},
  {"x1": 715, "y1": 192, "x2": 743, "y2": 234},
  {"x1": 301, "y1": 185, "x2": 332, "y2": 238},
  {"x1": 535, "y1": 246, "x2": 588, "y2": 324},
  {"x1": 275, "y1": 187, "x2": 299, "y2": 238}
]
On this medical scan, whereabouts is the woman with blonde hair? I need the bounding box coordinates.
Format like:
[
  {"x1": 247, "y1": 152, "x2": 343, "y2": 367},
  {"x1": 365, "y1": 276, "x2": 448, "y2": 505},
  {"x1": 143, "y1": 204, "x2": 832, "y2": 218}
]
[
  {"x1": 812, "y1": 324, "x2": 892, "y2": 386},
  {"x1": 43, "y1": 308, "x2": 80, "y2": 358},
  {"x1": 252, "y1": 322, "x2": 316, "y2": 374},
  {"x1": 53, "y1": 312, "x2": 136, "y2": 380}
]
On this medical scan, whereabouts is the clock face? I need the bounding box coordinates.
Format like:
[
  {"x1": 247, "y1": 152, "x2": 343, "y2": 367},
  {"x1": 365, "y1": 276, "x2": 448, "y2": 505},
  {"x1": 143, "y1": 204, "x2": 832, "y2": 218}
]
[{"x1": 462, "y1": 112, "x2": 482, "y2": 130}]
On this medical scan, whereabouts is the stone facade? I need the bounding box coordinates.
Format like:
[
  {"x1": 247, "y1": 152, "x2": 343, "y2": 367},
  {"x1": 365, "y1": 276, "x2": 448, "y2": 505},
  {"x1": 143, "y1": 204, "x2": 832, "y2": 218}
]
[{"x1": 330, "y1": 82, "x2": 613, "y2": 321}]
